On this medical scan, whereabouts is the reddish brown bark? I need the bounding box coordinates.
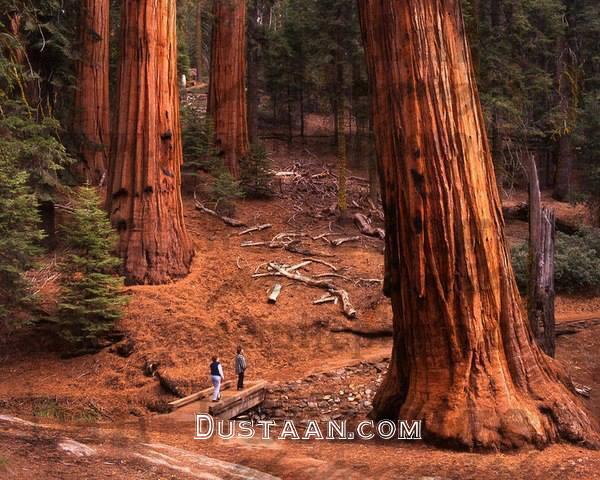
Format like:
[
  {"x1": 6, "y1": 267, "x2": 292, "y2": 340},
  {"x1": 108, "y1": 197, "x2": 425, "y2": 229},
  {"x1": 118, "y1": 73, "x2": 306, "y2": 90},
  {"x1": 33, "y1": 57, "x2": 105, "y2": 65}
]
[
  {"x1": 107, "y1": 0, "x2": 194, "y2": 285},
  {"x1": 359, "y1": 0, "x2": 598, "y2": 449},
  {"x1": 73, "y1": 0, "x2": 110, "y2": 185},
  {"x1": 208, "y1": 0, "x2": 249, "y2": 178}
]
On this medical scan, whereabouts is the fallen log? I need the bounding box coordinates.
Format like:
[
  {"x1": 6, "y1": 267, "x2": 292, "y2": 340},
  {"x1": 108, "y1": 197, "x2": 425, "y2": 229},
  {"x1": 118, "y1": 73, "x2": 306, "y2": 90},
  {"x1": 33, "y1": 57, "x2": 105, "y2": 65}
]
[
  {"x1": 353, "y1": 213, "x2": 385, "y2": 239},
  {"x1": 313, "y1": 295, "x2": 337, "y2": 305},
  {"x1": 502, "y1": 202, "x2": 580, "y2": 235},
  {"x1": 330, "y1": 326, "x2": 393, "y2": 338},
  {"x1": 239, "y1": 224, "x2": 272, "y2": 236},
  {"x1": 331, "y1": 236, "x2": 361, "y2": 247},
  {"x1": 555, "y1": 318, "x2": 600, "y2": 336},
  {"x1": 194, "y1": 199, "x2": 246, "y2": 227},
  {"x1": 268, "y1": 284, "x2": 282, "y2": 303},
  {"x1": 267, "y1": 263, "x2": 357, "y2": 319},
  {"x1": 286, "y1": 244, "x2": 335, "y2": 258},
  {"x1": 156, "y1": 371, "x2": 186, "y2": 398}
]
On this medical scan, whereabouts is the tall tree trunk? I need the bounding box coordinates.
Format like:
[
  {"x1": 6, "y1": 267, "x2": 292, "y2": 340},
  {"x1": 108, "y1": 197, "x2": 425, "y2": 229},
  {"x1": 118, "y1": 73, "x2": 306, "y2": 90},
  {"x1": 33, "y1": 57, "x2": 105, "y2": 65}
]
[
  {"x1": 208, "y1": 0, "x2": 249, "y2": 178},
  {"x1": 336, "y1": 98, "x2": 347, "y2": 213},
  {"x1": 359, "y1": 0, "x2": 598, "y2": 449},
  {"x1": 287, "y1": 83, "x2": 293, "y2": 143},
  {"x1": 194, "y1": 0, "x2": 204, "y2": 81},
  {"x1": 107, "y1": 0, "x2": 194, "y2": 285},
  {"x1": 247, "y1": 0, "x2": 259, "y2": 144},
  {"x1": 73, "y1": 0, "x2": 110, "y2": 186},
  {"x1": 553, "y1": 4, "x2": 577, "y2": 201}
]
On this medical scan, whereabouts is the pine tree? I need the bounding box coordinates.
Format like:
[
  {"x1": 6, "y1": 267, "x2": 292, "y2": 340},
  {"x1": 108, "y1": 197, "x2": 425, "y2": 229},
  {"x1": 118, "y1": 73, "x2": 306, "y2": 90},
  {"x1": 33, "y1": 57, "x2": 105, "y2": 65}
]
[
  {"x1": 0, "y1": 145, "x2": 44, "y2": 320},
  {"x1": 211, "y1": 170, "x2": 245, "y2": 216},
  {"x1": 56, "y1": 187, "x2": 127, "y2": 350},
  {"x1": 240, "y1": 143, "x2": 273, "y2": 198}
]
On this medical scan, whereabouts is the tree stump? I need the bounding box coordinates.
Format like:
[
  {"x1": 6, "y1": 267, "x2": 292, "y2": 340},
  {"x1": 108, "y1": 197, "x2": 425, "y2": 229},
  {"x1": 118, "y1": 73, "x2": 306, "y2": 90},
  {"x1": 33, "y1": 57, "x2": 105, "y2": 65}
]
[{"x1": 528, "y1": 156, "x2": 556, "y2": 357}]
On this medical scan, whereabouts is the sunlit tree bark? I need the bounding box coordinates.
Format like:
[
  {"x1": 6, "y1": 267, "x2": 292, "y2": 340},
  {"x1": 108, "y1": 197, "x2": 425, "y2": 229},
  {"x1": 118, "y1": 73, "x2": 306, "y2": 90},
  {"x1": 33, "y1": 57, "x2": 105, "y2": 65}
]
[
  {"x1": 208, "y1": 0, "x2": 249, "y2": 178},
  {"x1": 73, "y1": 0, "x2": 110, "y2": 185},
  {"x1": 107, "y1": 0, "x2": 194, "y2": 285},
  {"x1": 359, "y1": 0, "x2": 598, "y2": 449}
]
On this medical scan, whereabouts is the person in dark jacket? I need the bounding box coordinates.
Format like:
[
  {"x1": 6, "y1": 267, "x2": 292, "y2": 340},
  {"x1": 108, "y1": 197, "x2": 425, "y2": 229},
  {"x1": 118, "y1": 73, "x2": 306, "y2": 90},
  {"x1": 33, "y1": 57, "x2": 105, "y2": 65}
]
[
  {"x1": 235, "y1": 346, "x2": 247, "y2": 390},
  {"x1": 210, "y1": 356, "x2": 224, "y2": 401}
]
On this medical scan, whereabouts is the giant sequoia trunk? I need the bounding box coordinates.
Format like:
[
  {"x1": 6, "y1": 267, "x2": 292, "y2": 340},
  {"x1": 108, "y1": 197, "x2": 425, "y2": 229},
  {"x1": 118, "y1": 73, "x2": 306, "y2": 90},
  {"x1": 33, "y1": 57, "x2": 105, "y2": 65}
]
[
  {"x1": 359, "y1": 0, "x2": 598, "y2": 449},
  {"x1": 73, "y1": 0, "x2": 110, "y2": 185},
  {"x1": 107, "y1": 0, "x2": 194, "y2": 285},
  {"x1": 208, "y1": 0, "x2": 249, "y2": 178}
]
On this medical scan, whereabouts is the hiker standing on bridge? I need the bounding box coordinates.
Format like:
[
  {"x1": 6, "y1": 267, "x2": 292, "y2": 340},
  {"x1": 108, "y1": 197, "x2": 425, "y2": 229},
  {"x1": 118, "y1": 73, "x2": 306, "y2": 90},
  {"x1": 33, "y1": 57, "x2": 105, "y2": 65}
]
[
  {"x1": 235, "y1": 346, "x2": 247, "y2": 391},
  {"x1": 210, "y1": 356, "x2": 224, "y2": 402}
]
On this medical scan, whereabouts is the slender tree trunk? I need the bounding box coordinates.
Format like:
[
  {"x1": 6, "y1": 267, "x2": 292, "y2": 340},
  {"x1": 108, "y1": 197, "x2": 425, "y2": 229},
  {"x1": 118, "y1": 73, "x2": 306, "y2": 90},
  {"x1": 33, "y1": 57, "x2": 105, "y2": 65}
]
[
  {"x1": 299, "y1": 83, "x2": 305, "y2": 140},
  {"x1": 208, "y1": 0, "x2": 249, "y2": 178},
  {"x1": 287, "y1": 83, "x2": 293, "y2": 143},
  {"x1": 247, "y1": 0, "x2": 259, "y2": 144},
  {"x1": 194, "y1": 0, "x2": 203, "y2": 81},
  {"x1": 73, "y1": 0, "x2": 110, "y2": 186},
  {"x1": 359, "y1": 0, "x2": 598, "y2": 449},
  {"x1": 107, "y1": 0, "x2": 194, "y2": 285},
  {"x1": 336, "y1": 98, "x2": 347, "y2": 213},
  {"x1": 553, "y1": 5, "x2": 577, "y2": 201}
]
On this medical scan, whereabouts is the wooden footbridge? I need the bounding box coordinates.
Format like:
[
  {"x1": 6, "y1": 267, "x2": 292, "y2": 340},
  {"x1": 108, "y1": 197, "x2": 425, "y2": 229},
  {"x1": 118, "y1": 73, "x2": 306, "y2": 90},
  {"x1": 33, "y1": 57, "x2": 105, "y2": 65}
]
[{"x1": 166, "y1": 380, "x2": 268, "y2": 422}]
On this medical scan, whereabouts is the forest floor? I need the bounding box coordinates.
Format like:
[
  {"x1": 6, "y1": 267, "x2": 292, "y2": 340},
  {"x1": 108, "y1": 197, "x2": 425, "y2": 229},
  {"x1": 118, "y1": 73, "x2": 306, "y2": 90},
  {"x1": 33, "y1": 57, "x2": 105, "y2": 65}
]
[{"x1": 1, "y1": 130, "x2": 600, "y2": 478}]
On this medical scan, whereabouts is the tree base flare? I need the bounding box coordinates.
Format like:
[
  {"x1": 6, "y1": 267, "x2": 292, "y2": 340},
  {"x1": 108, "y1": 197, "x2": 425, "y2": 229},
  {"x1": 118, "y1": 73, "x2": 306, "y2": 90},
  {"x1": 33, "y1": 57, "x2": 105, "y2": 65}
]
[{"x1": 370, "y1": 356, "x2": 600, "y2": 450}]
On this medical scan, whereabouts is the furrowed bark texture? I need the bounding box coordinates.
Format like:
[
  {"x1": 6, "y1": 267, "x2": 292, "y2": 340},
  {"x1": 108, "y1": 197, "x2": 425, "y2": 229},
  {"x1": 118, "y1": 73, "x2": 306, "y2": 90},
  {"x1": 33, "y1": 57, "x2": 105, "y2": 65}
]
[
  {"x1": 208, "y1": 0, "x2": 249, "y2": 178},
  {"x1": 107, "y1": 0, "x2": 194, "y2": 285},
  {"x1": 359, "y1": 0, "x2": 598, "y2": 449},
  {"x1": 73, "y1": 0, "x2": 110, "y2": 185}
]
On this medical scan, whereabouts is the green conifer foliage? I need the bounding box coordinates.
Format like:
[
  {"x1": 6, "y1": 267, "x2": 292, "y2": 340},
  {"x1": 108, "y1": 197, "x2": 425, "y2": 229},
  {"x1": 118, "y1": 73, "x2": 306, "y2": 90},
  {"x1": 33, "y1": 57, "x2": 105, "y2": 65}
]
[
  {"x1": 56, "y1": 187, "x2": 127, "y2": 349},
  {"x1": 240, "y1": 143, "x2": 273, "y2": 198},
  {"x1": 0, "y1": 146, "x2": 44, "y2": 320}
]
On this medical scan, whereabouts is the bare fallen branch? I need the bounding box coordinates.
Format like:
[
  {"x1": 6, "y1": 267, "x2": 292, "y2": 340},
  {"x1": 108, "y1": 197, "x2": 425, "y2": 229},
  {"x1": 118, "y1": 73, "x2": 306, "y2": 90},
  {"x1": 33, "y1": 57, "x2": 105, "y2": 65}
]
[
  {"x1": 288, "y1": 261, "x2": 312, "y2": 272},
  {"x1": 357, "y1": 278, "x2": 384, "y2": 285},
  {"x1": 238, "y1": 224, "x2": 272, "y2": 236},
  {"x1": 285, "y1": 244, "x2": 336, "y2": 258},
  {"x1": 302, "y1": 258, "x2": 338, "y2": 271},
  {"x1": 314, "y1": 273, "x2": 352, "y2": 281},
  {"x1": 313, "y1": 295, "x2": 337, "y2": 305},
  {"x1": 194, "y1": 196, "x2": 246, "y2": 227},
  {"x1": 354, "y1": 213, "x2": 385, "y2": 239},
  {"x1": 331, "y1": 236, "x2": 361, "y2": 247}
]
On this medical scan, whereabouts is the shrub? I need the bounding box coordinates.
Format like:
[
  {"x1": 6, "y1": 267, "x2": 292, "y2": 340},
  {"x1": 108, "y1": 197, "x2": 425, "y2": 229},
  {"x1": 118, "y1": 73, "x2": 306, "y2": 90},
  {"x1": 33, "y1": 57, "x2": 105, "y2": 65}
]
[
  {"x1": 55, "y1": 187, "x2": 127, "y2": 350},
  {"x1": 181, "y1": 107, "x2": 221, "y2": 175},
  {"x1": 0, "y1": 146, "x2": 44, "y2": 321},
  {"x1": 240, "y1": 143, "x2": 273, "y2": 198},
  {"x1": 210, "y1": 171, "x2": 245, "y2": 216},
  {"x1": 511, "y1": 228, "x2": 600, "y2": 294}
]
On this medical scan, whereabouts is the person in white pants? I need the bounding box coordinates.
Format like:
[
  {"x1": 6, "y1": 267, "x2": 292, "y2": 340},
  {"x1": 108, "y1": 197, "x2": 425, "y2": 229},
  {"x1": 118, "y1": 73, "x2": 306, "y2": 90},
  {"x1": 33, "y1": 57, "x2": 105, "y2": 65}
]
[{"x1": 210, "y1": 356, "x2": 224, "y2": 402}]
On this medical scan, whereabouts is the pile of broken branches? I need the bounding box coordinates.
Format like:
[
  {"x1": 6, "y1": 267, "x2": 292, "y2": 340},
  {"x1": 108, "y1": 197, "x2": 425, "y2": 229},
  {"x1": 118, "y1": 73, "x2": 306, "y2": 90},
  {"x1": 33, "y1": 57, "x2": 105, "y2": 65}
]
[{"x1": 253, "y1": 261, "x2": 357, "y2": 319}]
